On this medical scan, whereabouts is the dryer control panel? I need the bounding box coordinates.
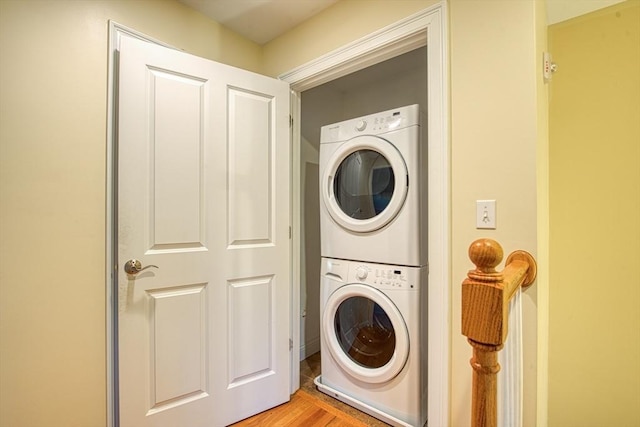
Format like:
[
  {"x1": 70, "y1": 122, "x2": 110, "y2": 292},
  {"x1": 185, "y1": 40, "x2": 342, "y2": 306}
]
[{"x1": 320, "y1": 104, "x2": 420, "y2": 143}]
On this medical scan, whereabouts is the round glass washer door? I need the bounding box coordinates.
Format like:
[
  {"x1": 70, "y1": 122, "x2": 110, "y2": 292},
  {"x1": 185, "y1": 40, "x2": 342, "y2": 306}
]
[
  {"x1": 322, "y1": 283, "x2": 409, "y2": 384},
  {"x1": 322, "y1": 135, "x2": 408, "y2": 233}
]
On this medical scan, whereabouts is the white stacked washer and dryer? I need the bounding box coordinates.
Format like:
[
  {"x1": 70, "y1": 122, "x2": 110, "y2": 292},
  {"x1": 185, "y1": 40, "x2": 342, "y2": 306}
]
[{"x1": 315, "y1": 105, "x2": 428, "y2": 427}]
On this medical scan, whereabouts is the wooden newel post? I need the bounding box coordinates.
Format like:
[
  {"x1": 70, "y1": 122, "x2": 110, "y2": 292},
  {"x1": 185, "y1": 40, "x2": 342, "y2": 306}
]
[{"x1": 461, "y1": 239, "x2": 537, "y2": 427}]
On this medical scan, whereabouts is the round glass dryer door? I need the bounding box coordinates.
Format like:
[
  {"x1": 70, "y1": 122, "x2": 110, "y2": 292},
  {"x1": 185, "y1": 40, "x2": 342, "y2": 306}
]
[
  {"x1": 322, "y1": 284, "x2": 409, "y2": 383},
  {"x1": 322, "y1": 136, "x2": 408, "y2": 233}
]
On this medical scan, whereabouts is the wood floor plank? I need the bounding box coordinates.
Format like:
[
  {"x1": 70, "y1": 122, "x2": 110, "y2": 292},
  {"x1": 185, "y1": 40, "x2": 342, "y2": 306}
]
[
  {"x1": 229, "y1": 390, "x2": 368, "y2": 427},
  {"x1": 295, "y1": 407, "x2": 336, "y2": 426},
  {"x1": 296, "y1": 390, "x2": 368, "y2": 426}
]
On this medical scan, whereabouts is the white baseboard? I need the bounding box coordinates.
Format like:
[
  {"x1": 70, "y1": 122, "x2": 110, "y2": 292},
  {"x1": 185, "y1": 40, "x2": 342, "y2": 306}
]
[{"x1": 299, "y1": 336, "x2": 321, "y2": 361}]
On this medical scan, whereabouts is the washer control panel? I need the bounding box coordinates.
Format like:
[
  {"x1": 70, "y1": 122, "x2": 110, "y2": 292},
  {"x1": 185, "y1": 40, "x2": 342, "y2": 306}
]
[{"x1": 350, "y1": 263, "x2": 412, "y2": 290}]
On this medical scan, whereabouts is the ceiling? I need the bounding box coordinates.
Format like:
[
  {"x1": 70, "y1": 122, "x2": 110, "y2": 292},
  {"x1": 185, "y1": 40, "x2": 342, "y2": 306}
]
[
  {"x1": 178, "y1": 0, "x2": 339, "y2": 45},
  {"x1": 179, "y1": 0, "x2": 627, "y2": 44}
]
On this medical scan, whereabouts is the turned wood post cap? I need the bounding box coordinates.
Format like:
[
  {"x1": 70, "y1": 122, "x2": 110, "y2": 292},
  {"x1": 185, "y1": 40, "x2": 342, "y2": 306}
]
[{"x1": 469, "y1": 239, "x2": 504, "y2": 274}]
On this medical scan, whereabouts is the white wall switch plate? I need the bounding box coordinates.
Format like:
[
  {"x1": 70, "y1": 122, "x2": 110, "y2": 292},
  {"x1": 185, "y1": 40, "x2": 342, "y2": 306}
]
[{"x1": 476, "y1": 200, "x2": 496, "y2": 229}]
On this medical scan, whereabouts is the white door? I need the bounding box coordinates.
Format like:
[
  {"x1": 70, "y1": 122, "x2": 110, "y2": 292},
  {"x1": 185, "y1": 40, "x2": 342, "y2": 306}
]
[{"x1": 117, "y1": 36, "x2": 290, "y2": 427}]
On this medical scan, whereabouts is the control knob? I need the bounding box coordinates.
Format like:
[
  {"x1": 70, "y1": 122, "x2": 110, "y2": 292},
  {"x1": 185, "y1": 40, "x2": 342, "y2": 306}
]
[
  {"x1": 355, "y1": 120, "x2": 367, "y2": 131},
  {"x1": 355, "y1": 267, "x2": 368, "y2": 280}
]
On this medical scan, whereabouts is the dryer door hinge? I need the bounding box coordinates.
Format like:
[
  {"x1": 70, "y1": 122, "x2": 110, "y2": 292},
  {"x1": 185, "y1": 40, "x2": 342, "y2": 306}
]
[
  {"x1": 289, "y1": 338, "x2": 293, "y2": 351},
  {"x1": 289, "y1": 226, "x2": 292, "y2": 239},
  {"x1": 289, "y1": 115, "x2": 293, "y2": 128}
]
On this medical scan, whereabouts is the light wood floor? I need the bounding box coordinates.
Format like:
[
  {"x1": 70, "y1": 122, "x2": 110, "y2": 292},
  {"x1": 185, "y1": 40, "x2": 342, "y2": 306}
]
[
  {"x1": 230, "y1": 352, "x2": 390, "y2": 427},
  {"x1": 230, "y1": 389, "x2": 367, "y2": 427}
]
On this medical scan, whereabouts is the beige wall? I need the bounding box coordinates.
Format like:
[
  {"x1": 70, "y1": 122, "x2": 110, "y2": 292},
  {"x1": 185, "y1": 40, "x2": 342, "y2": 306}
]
[
  {"x1": 1, "y1": 0, "x2": 549, "y2": 426},
  {"x1": 548, "y1": 2, "x2": 640, "y2": 426},
  {"x1": 535, "y1": 0, "x2": 551, "y2": 424},
  {"x1": 449, "y1": 1, "x2": 543, "y2": 425},
  {"x1": 0, "y1": 1, "x2": 260, "y2": 426}
]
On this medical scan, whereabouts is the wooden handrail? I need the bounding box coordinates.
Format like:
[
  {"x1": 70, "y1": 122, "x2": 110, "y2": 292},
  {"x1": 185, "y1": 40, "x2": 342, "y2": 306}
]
[{"x1": 461, "y1": 238, "x2": 537, "y2": 427}]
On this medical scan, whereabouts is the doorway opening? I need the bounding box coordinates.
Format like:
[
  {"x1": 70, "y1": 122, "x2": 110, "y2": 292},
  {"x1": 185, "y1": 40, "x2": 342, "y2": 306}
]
[
  {"x1": 297, "y1": 45, "x2": 427, "y2": 363},
  {"x1": 283, "y1": 4, "x2": 449, "y2": 426}
]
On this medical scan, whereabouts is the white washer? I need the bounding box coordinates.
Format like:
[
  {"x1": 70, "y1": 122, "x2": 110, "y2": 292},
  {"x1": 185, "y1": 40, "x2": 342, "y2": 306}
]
[
  {"x1": 319, "y1": 105, "x2": 427, "y2": 267},
  {"x1": 315, "y1": 257, "x2": 427, "y2": 427}
]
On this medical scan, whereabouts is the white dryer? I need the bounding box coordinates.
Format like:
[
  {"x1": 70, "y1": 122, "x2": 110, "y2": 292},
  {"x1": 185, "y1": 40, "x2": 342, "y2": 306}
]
[
  {"x1": 315, "y1": 257, "x2": 427, "y2": 427},
  {"x1": 319, "y1": 105, "x2": 427, "y2": 267}
]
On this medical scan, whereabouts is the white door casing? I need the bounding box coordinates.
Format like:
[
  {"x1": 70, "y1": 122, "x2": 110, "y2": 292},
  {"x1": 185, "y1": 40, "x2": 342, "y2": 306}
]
[{"x1": 117, "y1": 35, "x2": 290, "y2": 427}]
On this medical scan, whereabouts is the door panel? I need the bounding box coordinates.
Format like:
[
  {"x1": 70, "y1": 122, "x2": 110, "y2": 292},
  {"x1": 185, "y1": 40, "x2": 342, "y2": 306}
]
[
  {"x1": 151, "y1": 74, "x2": 204, "y2": 249},
  {"x1": 117, "y1": 35, "x2": 290, "y2": 427},
  {"x1": 149, "y1": 284, "x2": 208, "y2": 409},
  {"x1": 228, "y1": 275, "x2": 274, "y2": 384},
  {"x1": 228, "y1": 88, "x2": 275, "y2": 247}
]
